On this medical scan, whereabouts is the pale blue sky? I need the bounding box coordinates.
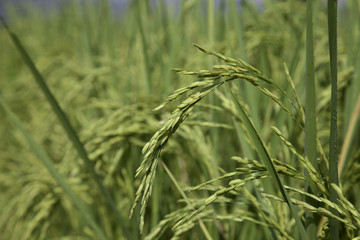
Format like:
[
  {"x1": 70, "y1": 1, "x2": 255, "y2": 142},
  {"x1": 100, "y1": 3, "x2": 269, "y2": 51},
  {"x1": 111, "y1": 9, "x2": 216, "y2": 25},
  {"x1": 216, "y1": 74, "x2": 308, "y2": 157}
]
[{"x1": 0, "y1": 0, "x2": 347, "y2": 21}]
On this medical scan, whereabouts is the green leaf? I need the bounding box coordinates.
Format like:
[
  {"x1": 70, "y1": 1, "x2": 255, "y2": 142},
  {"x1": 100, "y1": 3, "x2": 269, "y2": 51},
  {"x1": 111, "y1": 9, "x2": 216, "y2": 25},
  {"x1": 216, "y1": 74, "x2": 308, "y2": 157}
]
[
  {"x1": 327, "y1": 0, "x2": 340, "y2": 238},
  {"x1": 305, "y1": 1, "x2": 319, "y2": 237}
]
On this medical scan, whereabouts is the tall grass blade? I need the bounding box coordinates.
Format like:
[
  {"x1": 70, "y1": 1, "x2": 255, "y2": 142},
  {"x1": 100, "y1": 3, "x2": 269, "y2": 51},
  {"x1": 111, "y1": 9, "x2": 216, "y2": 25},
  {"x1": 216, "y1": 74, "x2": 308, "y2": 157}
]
[
  {"x1": 338, "y1": 93, "x2": 360, "y2": 178},
  {"x1": 207, "y1": 0, "x2": 221, "y2": 187},
  {"x1": 327, "y1": 0, "x2": 340, "y2": 238},
  {"x1": 0, "y1": 97, "x2": 108, "y2": 240},
  {"x1": 226, "y1": 86, "x2": 309, "y2": 240},
  {"x1": 0, "y1": 16, "x2": 130, "y2": 239},
  {"x1": 135, "y1": 0, "x2": 152, "y2": 93},
  {"x1": 305, "y1": 0, "x2": 319, "y2": 237}
]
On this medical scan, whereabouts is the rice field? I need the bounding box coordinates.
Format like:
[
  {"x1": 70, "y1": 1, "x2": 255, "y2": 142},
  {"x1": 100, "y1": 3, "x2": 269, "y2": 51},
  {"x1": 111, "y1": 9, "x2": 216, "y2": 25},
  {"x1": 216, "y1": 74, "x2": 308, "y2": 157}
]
[{"x1": 0, "y1": 0, "x2": 359, "y2": 239}]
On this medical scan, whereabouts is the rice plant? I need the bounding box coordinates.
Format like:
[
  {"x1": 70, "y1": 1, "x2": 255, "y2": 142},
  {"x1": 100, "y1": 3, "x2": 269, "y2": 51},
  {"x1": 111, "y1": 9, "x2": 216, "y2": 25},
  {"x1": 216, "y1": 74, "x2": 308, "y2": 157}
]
[{"x1": 0, "y1": 0, "x2": 359, "y2": 239}]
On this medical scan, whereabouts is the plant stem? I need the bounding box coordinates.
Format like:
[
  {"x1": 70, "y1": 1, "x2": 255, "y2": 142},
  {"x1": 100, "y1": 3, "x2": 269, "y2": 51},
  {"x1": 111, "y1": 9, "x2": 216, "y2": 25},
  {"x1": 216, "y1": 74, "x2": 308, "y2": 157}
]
[
  {"x1": 305, "y1": 0, "x2": 319, "y2": 237},
  {"x1": 136, "y1": 0, "x2": 152, "y2": 94},
  {"x1": 328, "y1": 0, "x2": 340, "y2": 239}
]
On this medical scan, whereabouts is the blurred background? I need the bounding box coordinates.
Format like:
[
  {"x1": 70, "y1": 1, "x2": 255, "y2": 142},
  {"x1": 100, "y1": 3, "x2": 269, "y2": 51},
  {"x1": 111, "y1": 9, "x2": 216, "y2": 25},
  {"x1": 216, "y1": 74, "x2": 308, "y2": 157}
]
[{"x1": 0, "y1": 0, "x2": 359, "y2": 239}]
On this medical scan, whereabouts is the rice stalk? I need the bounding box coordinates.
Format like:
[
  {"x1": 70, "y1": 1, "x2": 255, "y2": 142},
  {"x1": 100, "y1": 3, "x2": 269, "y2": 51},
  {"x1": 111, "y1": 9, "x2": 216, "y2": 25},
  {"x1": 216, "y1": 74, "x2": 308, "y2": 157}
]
[
  {"x1": 305, "y1": 0, "x2": 319, "y2": 237},
  {"x1": 132, "y1": 44, "x2": 309, "y2": 239},
  {"x1": 327, "y1": 0, "x2": 340, "y2": 238},
  {"x1": 271, "y1": 127, "x2": 327, "y2": 195},
  {"x1": 338, "y1": 93, "x2": 360, "y2": 178},
  {"x1": 135, "y1": 0, "x2": 152, "y2": 93},
  {"x1": 130, "y1": 78, "x2": 227, "y2": 232}
]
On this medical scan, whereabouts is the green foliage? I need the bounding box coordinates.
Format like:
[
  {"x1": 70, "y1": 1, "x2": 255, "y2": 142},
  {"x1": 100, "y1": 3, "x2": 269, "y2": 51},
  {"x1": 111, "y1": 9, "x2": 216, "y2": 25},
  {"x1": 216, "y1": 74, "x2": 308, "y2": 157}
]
[{"x1": 1, "y1": 0, "x2": 359, "y2": 239}]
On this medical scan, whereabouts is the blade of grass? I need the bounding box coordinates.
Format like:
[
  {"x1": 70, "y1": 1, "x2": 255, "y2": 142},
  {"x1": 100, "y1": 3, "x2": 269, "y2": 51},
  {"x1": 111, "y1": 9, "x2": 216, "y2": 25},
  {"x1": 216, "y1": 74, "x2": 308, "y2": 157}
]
[
  {"x1": 226, "y1": 85, "x2": 309, "y2": 240},
  {"x1": 208, "y1": 0, "x2": 221, "y2": 183},
  {"x1": 0, "y1": 16, "x2": 131, "y2": 239},
  {"x1": 241, "y1": 0, "x2": 262, "y2": 131},
  {"x1": 338, "y1": 92, "x2": 360, "y2": 178},
  {"x1": 343, "y1": 1, "x2": 360, "y2": 138},
  {"x1": 305, "y1": 0, "x2": 319, "y2": 173},
  {"x1": 327, "y1": 0, "x2": 340, "y2": 238},
  {"x1": 340, "y1": 2, "x2": 360, "y2": 181},
  {"x1": 135, "y1": 0, "x2": 152, "y2": 94},
  {"x1": 305, "y1": 0, "x2": 319, "y2": 237},
  {"x1": 0, "y1": 97, "x2": 108, "y2": 240}
]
